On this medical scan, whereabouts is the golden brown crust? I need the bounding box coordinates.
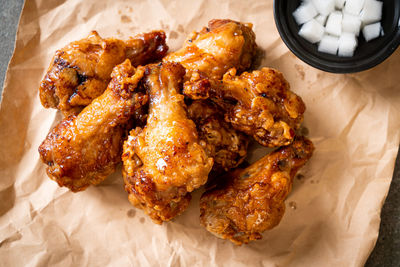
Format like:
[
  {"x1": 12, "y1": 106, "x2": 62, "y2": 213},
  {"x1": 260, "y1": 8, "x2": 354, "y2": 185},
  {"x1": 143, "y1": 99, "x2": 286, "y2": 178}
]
[
  {"x1": 187, "y1": 100, "x2": 248, "y2": 173},
  {"x1": 213, "y1": 67, "x2": 306, "y2": 147},
  {"x1": 164, "y1": 19, "x2": 303, "y2": 147},
  {"x1": 164, "y1": 19, "x2": 257, "y2": 95},
  {"x1": 122, "y1": 62, "x2": 213, "y2": 224},
  {"x1": 39, "y1": 30, "x2": 167, "y2": 115},
  {"x1": 38, "y1": 60, "x2": 147, "y2": 192},
  {"x1": 200, "y1": 137, "x2": 314, "y2": 245}
]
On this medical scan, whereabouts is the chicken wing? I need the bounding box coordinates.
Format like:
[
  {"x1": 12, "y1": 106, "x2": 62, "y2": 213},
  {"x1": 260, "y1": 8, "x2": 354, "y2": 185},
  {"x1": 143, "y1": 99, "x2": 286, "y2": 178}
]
[
  {"x1": 38, "y1": 60, "x2": 147, "y2": 192},
  {"x1": 213, "y1": 67, "x2": 306, "y2": 147},
  {"x1": 39, "y1": 30, "x2": 167, "y2": 115},
  {"x1": 122, "y1": 62, "x2": 213, "y2": 224},
  {"x1": 187, "y1": 100, "x2": 248, "y2": 173},
  {"x1": 200, "y1": 136, "x2": 314, "y2": 245},
  {"x1": 164, "y1": 19, "x2": 257, "y2": 99}
]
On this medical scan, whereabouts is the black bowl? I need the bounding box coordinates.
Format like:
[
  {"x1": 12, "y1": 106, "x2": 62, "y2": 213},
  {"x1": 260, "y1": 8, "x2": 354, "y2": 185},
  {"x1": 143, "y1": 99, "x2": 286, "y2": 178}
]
[{"x1": 274, "y1": 0, "x2": 400, "y2": 73}]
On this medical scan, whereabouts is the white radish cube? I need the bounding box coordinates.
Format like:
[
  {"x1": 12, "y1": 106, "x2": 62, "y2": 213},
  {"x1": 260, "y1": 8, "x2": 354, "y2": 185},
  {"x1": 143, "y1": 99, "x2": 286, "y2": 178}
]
[
  {"x1": 338, "y1": 32, "x2": 358, "y2": 57},
  {"x1": 342, "y1": 13, "x2": 362, "y2": 36},
  {"x1": 362, "y1": 22, "x2": 382, "y2": 41},
  {"x1": 335, "y1": 0, "x2": 346, "y2": 9},
  {"x1": 315, "y1": 14, "x2": 327, "y2": 26},
  {"x1": 326, "y1": 11, "x2": 343, "y2": 36},
  {"x1": 299, "y1": 19, "x2": 325, "y2": 43},
  {"x1": 312, "y1": 0, "x2": 335, "y2": 15},
  {"x1": 360, "y1": 0, "x2": 383, "y2": 24},
  {"x1": 293, "y1": 2, "x2": 318, "y2": 25},
  {"x1": 344, "y1": 0, "x2": 365, "y2": 15},
  {"x1": 318, "y1": 34, "x2": 340, "y2": 55}
]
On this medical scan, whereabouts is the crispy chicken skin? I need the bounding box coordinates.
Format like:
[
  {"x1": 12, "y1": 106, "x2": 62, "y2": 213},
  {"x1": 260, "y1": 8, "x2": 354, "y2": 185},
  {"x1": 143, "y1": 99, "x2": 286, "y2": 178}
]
[
  {"x1": 164, "y1": 19, "x2": 257, "y2": 99},
  {"x1": 165, "y1": 19, "x2": 303, "y2": 147},
  {"x1": 215, "y1": 67, "x2": 306, "y2": 147},
  {"x1": 38, "y1": 60, "x2": 147, "y2": 192},
  {"x1": 187, "y1": 100, "x2": 248, "y2": 173},
  {"x1": 122, "y1": 62, "x2": 213, "y2": 224},
  {"x1": 39, "y1": 30, "x2": 167, "y2": 115},
  {"x1": 200, "y1": 137, "x2": 314, "y2": 245}
]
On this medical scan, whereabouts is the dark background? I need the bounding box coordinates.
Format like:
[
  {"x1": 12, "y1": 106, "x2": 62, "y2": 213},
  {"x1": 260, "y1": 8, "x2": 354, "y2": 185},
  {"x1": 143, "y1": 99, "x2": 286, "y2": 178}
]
[{"x1": 1, "y1": 1, "x2": 398, "y2": 266}]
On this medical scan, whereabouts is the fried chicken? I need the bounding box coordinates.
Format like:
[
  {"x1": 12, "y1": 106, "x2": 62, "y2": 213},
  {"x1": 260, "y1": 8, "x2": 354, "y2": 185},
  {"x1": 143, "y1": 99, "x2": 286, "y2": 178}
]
[
  {"x1": 200, "y1": 137, "x2": 314, "y2": 245},
  {"x1": 122, "y1": 62, "x2": 213, "y2": 224},
  {"x1": 164, "y1": 19, "x2": 257, "y2": 99},
  {"x1": 213, "y1": 67, "x2": 305, "y2": 147},
  {"x1": 38, "y1": 60, "x2": 147, "y2": 192},
  {"x1": 39, "y1": 30, "x2": 167, "y2": 115},
  {"x1": 164, "y1": 19, "x2": 303, "y2": 147},
  {"x1": 187, "y1": 100, "x2": 248, "y2": 173}
]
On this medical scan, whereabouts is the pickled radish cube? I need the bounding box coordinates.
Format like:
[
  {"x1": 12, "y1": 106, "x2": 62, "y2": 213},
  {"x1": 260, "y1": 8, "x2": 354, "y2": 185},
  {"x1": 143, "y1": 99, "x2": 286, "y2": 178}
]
[
  {"x1": 325, "y1": 11, "x2": 343, "y2": 36},
  {"x1": 344, "y1": 0, "x2": 365, "y2": 15},
  {"x1": 318, "y1": 35, "x2": 339, "y2": 55},
  {"x1": 338, "y1": 33, "x2": 358, "y2": 57},
  {"x1": 312, "y1": 0, "x2": 335, "y2": 15},
  {"x1": 293, "y1": 2, "x2": 318, "y2": 25},
  {"x1": 335, "y1": 0, "x2": 346, "y2": 9},
  {"x1": 360, "y1": 0, "x2": 383, "y2": 24},
  {"x1": 342, "y1": 13, "x2": 362, "y2": 36},
  {"x1": 315, "y1": 14, "x2": 327, "y2": 26},
  {"x1": 299, "y1": 19, "x2": 325, "y2": 43},
  {"x1": 362, "y1": 22, "x2": 382, "y2": 41}
]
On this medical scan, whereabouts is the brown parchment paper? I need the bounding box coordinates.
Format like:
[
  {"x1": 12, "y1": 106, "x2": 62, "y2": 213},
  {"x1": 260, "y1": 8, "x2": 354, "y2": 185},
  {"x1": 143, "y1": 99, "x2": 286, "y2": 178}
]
[{"x1": 1, "y1": 0, "x2": 399, "y2": 266}]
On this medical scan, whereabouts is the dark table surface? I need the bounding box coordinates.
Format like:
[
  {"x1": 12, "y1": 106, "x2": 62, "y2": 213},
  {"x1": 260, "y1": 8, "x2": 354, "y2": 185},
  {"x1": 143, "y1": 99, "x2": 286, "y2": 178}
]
[{"x1": 1, "y1": 1, "x2": 399, "y2": 266}]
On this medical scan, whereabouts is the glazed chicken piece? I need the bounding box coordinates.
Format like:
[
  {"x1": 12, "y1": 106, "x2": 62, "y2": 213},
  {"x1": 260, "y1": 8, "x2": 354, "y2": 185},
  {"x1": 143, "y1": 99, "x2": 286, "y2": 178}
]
[
  {"x1": 122, "y1": 62, "x2": 213, "y2": 224},
  {"x1": 165, "y1": 19, "x2": 303, "y2": 147},
  {"x1": 39, "y1": 30, "x2": 167, "y2": 115},
  {"x1": 39, "y1": 60, "x2": 147, "y2": 192},
  {"x1": 215, "y1": 67, "x2": 306, "y2": 147},
  {"x1": 200, "y1": 137, "x2": 314, "y2": 245},
  {"x1": 187, "y1": 100, "x2": 248, "y2": 173},
  {"x1": 164, "y1": 19, "x2": 257, "y2": 99}
]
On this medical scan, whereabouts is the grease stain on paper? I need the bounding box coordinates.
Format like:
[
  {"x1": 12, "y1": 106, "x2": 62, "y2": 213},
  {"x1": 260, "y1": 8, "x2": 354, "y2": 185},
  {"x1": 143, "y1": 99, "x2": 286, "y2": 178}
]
[
  {"x1": 139, "y1": 217, "x2": 145, "y2": 224},
  {"x1": 295, "y1": 64, "x2": 305, "y2": 80},
  {"x1": 169, "y1": 31, "x2": 179, "y2": 39},
  {"x1": 121, "y1": 15, "x2": 132, "y2": 23},
  {"x1": 159, "y1": 21, "x2": 170, "y2": 31},
  {"x1": 177, "y1": 24, "x2": 184, "y2": 33},
  {"x1": 127, "y1": 209, "x2": 136, "y2": 218},
  {"x1": 288, "y1": 201, "x2": 297, "y2": 210}
]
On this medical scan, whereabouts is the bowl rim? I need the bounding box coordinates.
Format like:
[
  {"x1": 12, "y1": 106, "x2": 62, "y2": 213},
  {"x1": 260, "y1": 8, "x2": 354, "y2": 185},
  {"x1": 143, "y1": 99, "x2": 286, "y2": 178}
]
[{"x1": 273, "y1": 0, "x2": 400, "y2": 73}]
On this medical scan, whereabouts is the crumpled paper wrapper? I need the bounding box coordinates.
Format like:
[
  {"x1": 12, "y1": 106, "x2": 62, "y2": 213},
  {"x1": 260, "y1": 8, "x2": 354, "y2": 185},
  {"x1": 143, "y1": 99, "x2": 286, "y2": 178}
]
[{"x1": 1, "y1": 0, "x2": 399, "y2": 266}]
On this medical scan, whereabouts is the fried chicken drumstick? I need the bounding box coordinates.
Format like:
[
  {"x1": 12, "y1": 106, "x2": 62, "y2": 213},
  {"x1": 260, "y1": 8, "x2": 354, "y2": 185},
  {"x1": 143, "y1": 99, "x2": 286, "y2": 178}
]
[
  {"x1": 164, "y1": 19, "x2": 257, "y2": 99},
  {"x1": 200, "y1": 137, "x2": 314, "y2": 245},
  {"x1": 122, "y1": 62, "x2": 213, "y2": 224},
  {"x1": 39, "y1": 60, "x2": 147, "y2": 192},
  {"x1": 39, "y1": 30, "x2": 167, "y2": 115},
  {"x1": 187, "y1": 100, "x2": 248, "y2": 173}
]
